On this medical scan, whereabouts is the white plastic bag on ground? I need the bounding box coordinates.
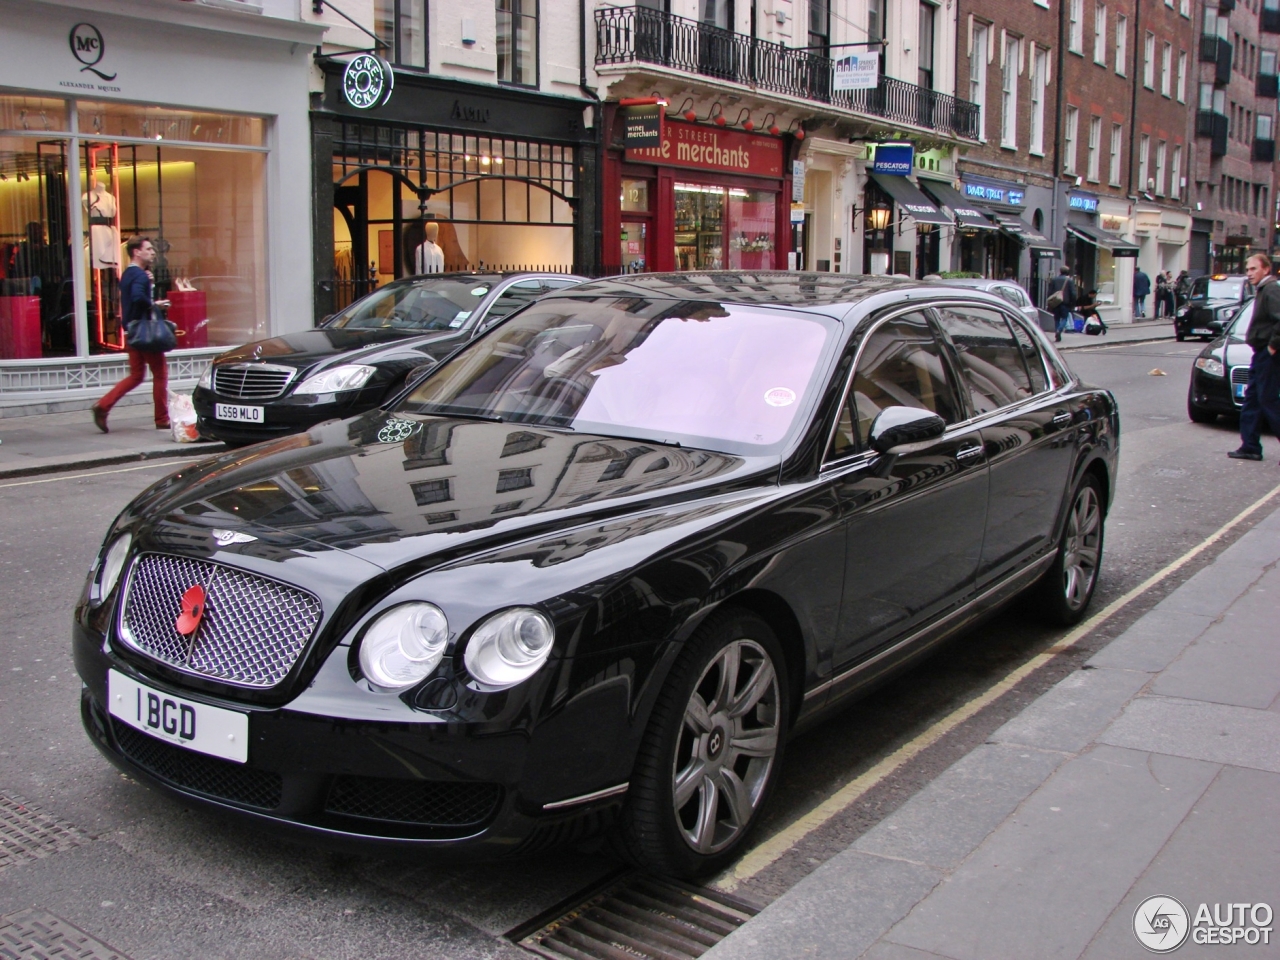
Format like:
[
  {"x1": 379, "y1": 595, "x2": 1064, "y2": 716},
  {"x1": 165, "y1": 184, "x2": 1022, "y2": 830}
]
[{"x1": 167, "y1": 389, "x2": 199, "y2": 443}]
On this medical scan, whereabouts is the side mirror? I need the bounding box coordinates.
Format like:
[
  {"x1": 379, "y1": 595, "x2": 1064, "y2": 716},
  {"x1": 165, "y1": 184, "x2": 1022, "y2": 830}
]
[{"x1": 869, "y1": 406, "x2": 947, "y2": 454}]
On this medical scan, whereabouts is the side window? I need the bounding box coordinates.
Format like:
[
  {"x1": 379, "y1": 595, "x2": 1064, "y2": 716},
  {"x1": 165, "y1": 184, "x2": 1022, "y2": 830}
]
[
  {"x1": 937, "y1": 306, "x2": 1035, "y2": 414},
  {"x1": 1007, "y1": 318, "x2": 1049, "y2": 394},
  {"x1": 479, "y1": 280, "x2": 544, "y2": 330},
  {"x1": 993, "y1": 285, "x2": 1022, "y2": 308},
  {"x1": 829, "y1": 312, "x2": 962, "y2": 459},
  {"x1": 541, "y1": 279, "x2": 580, "y2": 291}
]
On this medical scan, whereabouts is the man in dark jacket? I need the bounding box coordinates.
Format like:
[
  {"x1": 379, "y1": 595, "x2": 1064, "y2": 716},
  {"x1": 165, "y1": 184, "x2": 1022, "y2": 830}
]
[
  {"x1": 1133, "y1": 268, "x2": 1151, "y2": 318},
  {"x1": 1048, "y1": 265, "x2": 1076, "y2": 342},
  {"x1": 1229, "y1": 254, "x2": 1280, "y2": 461}
]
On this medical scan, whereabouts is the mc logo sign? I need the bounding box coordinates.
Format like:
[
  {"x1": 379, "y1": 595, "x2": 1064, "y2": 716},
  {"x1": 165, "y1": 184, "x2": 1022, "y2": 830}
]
[{"x1": 69, "y1": 23, "x2": 117, "y2": 81}]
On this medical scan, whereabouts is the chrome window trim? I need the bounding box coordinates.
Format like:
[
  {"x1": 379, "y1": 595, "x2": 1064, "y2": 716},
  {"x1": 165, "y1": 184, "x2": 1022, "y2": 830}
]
[{"x1": 932, "y1": 300, "x2": 1061, "y2": 408}]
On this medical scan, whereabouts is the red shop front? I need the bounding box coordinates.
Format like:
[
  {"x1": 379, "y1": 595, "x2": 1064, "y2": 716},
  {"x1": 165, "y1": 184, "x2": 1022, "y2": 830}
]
[{"x1": 602, "y1": 114, "x2": 793, "y2": 274}]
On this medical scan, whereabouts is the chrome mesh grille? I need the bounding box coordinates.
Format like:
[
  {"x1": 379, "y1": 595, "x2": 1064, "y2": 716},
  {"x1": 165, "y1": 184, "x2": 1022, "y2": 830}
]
[
  {"x1": 119, "y1": 554, "x2": 323, "y2": 688},
  {"x1": 212, "y1": 364, "x2": 295, "y2": 400}
]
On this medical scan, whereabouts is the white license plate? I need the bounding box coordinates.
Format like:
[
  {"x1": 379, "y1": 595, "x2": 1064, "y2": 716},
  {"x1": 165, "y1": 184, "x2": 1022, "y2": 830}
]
[
  {"x1": 1191, "y1": 328, "x2": 1213, "y2": 335},
  {"x1": 1234, "y1": 383, "x2": 1247, "y2": 399},
  {"x1": 107, "y1": 670, "x2": 248, "y2": 763},
  {"x1": 215, "y1": 403, "x2": 264, "y2": 423}
]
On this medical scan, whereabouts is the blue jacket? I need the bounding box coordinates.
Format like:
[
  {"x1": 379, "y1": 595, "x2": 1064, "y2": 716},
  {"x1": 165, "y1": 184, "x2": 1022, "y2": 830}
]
[
  {"x1": 1133, "y1": 271, "x2": 1151, "y2": 298},
  {"x1": 119, "y1": 265, "x2": 153, "y2": 323}
]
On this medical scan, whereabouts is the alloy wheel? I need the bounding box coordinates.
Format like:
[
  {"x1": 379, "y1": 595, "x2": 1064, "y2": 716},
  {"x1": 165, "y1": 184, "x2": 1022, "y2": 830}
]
[
  {"x1": 671, "y1": 639, "x2": 780, "y2": 855},
  {"x1": 1061, "y1": 485, "x2": 1102, "y2": 610}
]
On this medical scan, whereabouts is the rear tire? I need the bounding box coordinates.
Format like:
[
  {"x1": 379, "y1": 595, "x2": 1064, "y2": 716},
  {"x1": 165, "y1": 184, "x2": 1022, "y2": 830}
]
[
  {"x1": 618, "y1": 610, "x2": 788, "y2": 878},
  {"x1": 1033, "y1": 474, "x2": 1105, "y2": 626}
]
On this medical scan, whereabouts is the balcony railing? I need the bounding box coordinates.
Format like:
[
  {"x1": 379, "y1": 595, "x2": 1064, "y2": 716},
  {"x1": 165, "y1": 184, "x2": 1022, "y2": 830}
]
[
  {"x1": 1264, "y1": 0, "x2": 1280, "y2": 34},
  {"x1": 1258, "y1": 72, "x2": 1279, "y2": 97},
  {"x1": 595, "y1": 6, "x2": 981, "y2": 141},
  {"x1": 1253, "y1": 137, "x2": 1275, "y2": 161},
  {"x1": 1201, "y1": 35, "x2": 1234, "y2": 85},
  {"x1": 1197, "y1": 110, "x2": 1229, "y2": 156}
]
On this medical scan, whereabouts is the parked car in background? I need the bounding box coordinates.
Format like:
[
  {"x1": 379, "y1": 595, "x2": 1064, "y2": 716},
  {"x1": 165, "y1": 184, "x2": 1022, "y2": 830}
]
[
  {"x1": 78, "y1": 273, "x2": 1118, "y2": 878},
  {"x1": 193, "y1": 273, "x2": 584, "y2": 445},
  {"x1": 929, "y1": 277, "x2": 1052, "y2": 332},
  {"x1": 1187, "y1": 299, "x2": 1255, "y2": 423},
  {"x1": 1175, "y1": 274, "x2": 1253, "y2": 342}
]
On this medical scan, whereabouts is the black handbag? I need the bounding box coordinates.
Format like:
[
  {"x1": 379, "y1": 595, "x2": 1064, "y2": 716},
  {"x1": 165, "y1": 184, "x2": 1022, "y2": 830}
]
[{"x1": 125, "y1": 305, "x2": 177, "y2": 353}]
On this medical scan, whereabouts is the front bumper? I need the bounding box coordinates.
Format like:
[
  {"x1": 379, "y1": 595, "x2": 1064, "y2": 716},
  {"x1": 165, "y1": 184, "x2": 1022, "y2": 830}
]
[
  {"x1": 1176, "y1": 311, "x2": 1229, "y2": 339},
  {"x1": 74, "y1": 621, "x2": 638, "y2": 857},
  {"x1": 1190, "y1": 368, "x2": 1239, "y2": 414},
  {"x1": 192, "y1": 385, "x2": 387, "y2": 445}
]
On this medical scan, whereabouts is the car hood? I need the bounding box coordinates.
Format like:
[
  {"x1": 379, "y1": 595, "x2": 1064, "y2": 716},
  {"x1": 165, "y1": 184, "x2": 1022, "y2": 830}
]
[
  {"x1": 125, "y1": 411, "x2": 777, "y2": 578},
  {"x1": 1200, "y1": 336, "x2": 1254, "y2": 367},
  {"x1": 213, "y1": 328, "x2": 426, "y2": 372}
]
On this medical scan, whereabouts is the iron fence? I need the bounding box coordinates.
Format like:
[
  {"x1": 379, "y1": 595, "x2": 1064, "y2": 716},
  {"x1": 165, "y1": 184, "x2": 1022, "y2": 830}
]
[{"x1": 596, "y1": 6, "x2": 980, "y2": 141}]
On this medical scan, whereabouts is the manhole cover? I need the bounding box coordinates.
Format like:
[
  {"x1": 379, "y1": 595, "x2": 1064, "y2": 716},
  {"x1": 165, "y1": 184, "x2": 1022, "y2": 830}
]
[
  {"x1": 0, "y1": 795, "x2": 88, "y2": 870},
  {"x1": 513, "y1": 873, "x2": 760, "y2": 960},
  {"x1": 0, "y1": 908, "x2": 131, "y2": 959}
]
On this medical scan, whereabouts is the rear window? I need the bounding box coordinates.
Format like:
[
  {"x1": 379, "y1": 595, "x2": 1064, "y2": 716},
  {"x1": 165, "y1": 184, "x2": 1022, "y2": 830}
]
[{"x1": 399, "y1": 297, "x2": 839, "y2": 455}]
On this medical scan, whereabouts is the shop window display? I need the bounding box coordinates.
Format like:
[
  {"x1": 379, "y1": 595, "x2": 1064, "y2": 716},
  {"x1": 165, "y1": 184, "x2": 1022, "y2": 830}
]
[{"x1": 0, "y1": 95, "x2": 267, "y2": 356}]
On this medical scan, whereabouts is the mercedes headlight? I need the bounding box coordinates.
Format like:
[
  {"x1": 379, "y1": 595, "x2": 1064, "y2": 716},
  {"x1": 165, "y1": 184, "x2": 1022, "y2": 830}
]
[
  {"x1": 463, "y1": 607, "x2": 555, "y2": 689},
  {"x1": 294, "y1": 364, "x2": 376, "y2": 396},
  {"x1": 94, "y1": 532, "x2": 132, "y2": 604},
  {"x1": 358, "y1": 602, "x2": 450, "y2": 691},
  {"x1": 1195, "y1": 356, "x2": 1225, "y2": 377},
  {"x1": 197, "y1": 366, "x2": 213, "y2": 390}
]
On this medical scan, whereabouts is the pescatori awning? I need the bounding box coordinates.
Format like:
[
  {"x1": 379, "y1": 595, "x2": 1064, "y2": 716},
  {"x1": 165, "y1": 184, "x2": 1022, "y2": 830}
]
[
  {"x1": 987, "y1": 210, "x2": 1061, "y2": 256},
  {"x1": 918, "y1": 179, "x2": 996, "y2": 231},
  {"x1": 868, "y1": 173, "x2": 954, "y2": 227},
  {"x1": 1067, "y1": 224, "x2": 1140, "y2": 258}
]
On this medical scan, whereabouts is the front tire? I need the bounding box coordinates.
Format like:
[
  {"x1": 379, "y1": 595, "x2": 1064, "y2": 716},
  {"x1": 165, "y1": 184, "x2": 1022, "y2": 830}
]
[
  {"x1": 619, "y1": 610, "x2": 788, "y2": 878},
  {"x1": 1033, "y1": 474, "x2": 1105, "y2": 626}
]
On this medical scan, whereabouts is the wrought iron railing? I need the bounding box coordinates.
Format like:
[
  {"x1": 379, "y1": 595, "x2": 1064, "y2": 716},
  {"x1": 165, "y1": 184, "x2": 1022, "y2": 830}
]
[{"x1": 596, "y1": 6, "x2": 981, "y2": 141}]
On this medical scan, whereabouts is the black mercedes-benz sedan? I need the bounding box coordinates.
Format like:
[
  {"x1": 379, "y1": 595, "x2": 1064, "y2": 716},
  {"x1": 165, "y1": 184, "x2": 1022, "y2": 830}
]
[
  {"x1": 76, "y1": 273, "x2": 1118, "y2": 877},
  {"x1": 1188, "y1": 299, "x2": 1255, "y2": 422},
  {"x1": 193, "y1": 272, "x2": 583, "y2": 446},
  {"x1": 1174, "y1": 274, "x2": 1253, "y2": 341}
]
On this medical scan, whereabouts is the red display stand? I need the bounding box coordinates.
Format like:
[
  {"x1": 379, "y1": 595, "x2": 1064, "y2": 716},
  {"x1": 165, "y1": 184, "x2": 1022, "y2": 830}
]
[
  {"x1": 168, "y1": 290, "x2": 208, "y2": 348},
  {"x1": 0, "y1": 296, "x2": 42, "y2": 359}
]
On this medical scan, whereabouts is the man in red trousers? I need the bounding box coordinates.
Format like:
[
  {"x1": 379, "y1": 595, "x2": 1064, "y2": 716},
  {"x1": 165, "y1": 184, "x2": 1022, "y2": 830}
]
[{"x1": 92, "y1": 235, "x2": 171, "y2": 432}]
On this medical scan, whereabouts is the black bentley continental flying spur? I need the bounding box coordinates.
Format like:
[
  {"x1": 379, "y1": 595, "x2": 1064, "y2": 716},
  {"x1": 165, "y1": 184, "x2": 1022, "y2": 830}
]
[{"x1": 75, "y1": 273, "x2": 1118, "y2": 877}]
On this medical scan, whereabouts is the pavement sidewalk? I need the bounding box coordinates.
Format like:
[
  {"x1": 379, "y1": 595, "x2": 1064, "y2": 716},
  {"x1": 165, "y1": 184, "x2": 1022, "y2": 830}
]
[
  {"x1": 0, "y1": 402, "x2": 223, "y2": 480},
  {"x1": 707, "y1": 502, "x2": 1280, "y2": 960},
  {"x1": 1056, "y1": 317, "x2": 1175, "y2": 350}
]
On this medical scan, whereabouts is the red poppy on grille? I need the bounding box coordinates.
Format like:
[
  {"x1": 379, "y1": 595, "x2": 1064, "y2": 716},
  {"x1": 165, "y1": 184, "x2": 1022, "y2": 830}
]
[{"x1": 175, "y1": 584, "x2": 206, "y2": 636}]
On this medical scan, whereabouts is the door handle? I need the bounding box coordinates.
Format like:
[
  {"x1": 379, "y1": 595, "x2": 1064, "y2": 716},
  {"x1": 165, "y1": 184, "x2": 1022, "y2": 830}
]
[
  {"x1": 955, "y1": 445, "x2": 985, "y2": 461},
  {"x1": 1052, "y1": 411, "x2": 1074, "y2": 428}
]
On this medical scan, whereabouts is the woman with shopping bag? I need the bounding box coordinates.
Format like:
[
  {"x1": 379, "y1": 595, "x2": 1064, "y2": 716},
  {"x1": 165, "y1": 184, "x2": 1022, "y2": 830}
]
[{"x1": 92, "y1": 236, "x2": 175, "y2": 433}]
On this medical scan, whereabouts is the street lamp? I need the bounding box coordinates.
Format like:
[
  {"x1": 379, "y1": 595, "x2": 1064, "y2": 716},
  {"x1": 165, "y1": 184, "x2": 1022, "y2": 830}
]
[{"x1": 868, "y1": 201, "x2": 891, "y2": 232}]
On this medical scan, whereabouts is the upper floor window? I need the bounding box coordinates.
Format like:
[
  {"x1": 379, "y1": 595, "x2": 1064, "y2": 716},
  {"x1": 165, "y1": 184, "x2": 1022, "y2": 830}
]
[
  {"x1": 1094, "y1": 4, "x2": 1107, "y2": 64},
  {"x1": 374, "y1": 0, "x2": 426, "y2": 68},
  {"x1": 1064, "y1": 105, "x2": 1080, "y2": 173},
  {"x1": 497, "y1": 0, "x2": 538, "y2": 87},
  {"x1": 810, "y1": 0, "x2": 831, "y2": 55},
  {"x1": 919, "y1": 2, "x2": 936, "y2": 89},
  {"x1": 971, "y1": 23, "x2": 990, "y2": 142},
  {"x1": 1143, "y1": 32, "x2": 1155, "y2": 88},
  {"x1": 1177, "y1": 50, "x2": 1188, "y2": 101},
  {"x1": 1115, "y1": 15, "x2": 1128, "y2": 75},
  {"x1": 1069, "y1": 0, "x2": 1084, "y2": 52},
  {"x1": 1161, "y1": 42, "x2": 1173, "y2": 95},
  {"x1": 1002, "y1": 36, "x2": 1021, "y2": 148},
  {"x1": 1031, "y1": 47, "x2": 1049, "y2": 155},
  {"x1": 869, "y1": 0, "x2": 887, "y2": 44},
  {"x1": 1259, "y1": 113, "x2": 1274, "y2": 141}
]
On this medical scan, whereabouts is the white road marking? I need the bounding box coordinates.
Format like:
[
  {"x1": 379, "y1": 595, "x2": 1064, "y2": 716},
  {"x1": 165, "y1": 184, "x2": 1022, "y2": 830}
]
[
  {"x1": 715, "y1": 481, "x2": 1280, "y2": 891},
  {"x1": 0, "y1": 461, "x2": 180, "y2": 489}
]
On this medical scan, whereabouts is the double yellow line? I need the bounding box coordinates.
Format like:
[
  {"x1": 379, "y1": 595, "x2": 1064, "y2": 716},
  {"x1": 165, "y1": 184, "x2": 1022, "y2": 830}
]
[{"x1": 715, "y1": 482, "x2": 1280, "y2": 891}]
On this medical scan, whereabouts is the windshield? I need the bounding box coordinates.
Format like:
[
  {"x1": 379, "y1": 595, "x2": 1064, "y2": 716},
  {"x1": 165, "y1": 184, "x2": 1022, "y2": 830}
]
[
  {"x1": 326, "y1": 277, "x2": 501, "y2": 332},
  {"x1": 1193, "y1": 277, "x2": 1247, "y2": 301},
  {"x1": 1228, "y1": 301, "x2": 1254, "y2": 339},
  {"x1": 397, "y1": 298, "x2": 838, "y2": 455}
]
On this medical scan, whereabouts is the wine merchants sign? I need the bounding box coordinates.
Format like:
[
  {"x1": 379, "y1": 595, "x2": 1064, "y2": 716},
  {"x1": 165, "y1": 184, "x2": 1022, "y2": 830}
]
[{"x1": 625, "y1": 120, "x2": 784, "y2": 178}]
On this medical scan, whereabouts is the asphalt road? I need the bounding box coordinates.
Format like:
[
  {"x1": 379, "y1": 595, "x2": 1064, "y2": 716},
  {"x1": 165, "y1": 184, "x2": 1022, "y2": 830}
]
[{"x1": 0, "y1": 338, "x2": 1276, "y2": 959}]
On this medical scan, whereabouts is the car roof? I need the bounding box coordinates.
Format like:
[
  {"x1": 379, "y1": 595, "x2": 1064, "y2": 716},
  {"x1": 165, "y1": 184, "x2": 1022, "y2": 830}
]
[
  {"x1": 394, "y1": 271, "x2": 583, "y2": 283},
  {"x1": 545, "y1": 271, "x2": 943, "y2": 308}
]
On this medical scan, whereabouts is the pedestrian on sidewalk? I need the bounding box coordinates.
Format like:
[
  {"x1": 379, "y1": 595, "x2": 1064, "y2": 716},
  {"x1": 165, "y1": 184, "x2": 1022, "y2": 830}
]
[
  {"x1": 1047, "y1": 265, "x2": 1076, "y2": 342},
  {"x1": 1077, "y1": 288, "x2": 1107, "y2": 333},
  {"x1": 91, "y1": 236, "x2": 172, "y2": 433},
  {"x1": 1133, "y1": 267, "x2": 1151, "y2": 318},
  {"x1": 1175, "y1": 269, "x2": 1192, "y2": 310},
  {"x1": 1161, "y1": 271, "x2": 1178, "y2": 317},
  {"x1": 1229, "y1": 253, "x2": 1280, "y2": 461}
]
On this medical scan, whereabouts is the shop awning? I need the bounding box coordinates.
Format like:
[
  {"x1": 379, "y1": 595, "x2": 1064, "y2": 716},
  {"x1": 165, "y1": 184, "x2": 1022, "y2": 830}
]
[
  {"x1": 1067, "y1": 224, "x2": 1140, "y2": 258},
  {"x1": 988, "y1": 210, "x2": 1061, "y2": 257},
  {"x1": 918, "y1": 179, "x2": 996, "y2": 231},
  {"x1": 868, "y1": 173, "x2": 954, "y2": 227}
]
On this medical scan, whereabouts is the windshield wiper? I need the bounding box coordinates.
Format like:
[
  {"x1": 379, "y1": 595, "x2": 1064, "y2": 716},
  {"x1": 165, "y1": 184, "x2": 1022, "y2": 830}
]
[{"x1": 411, "y1": 405, "x2": 504, "y2": 423}]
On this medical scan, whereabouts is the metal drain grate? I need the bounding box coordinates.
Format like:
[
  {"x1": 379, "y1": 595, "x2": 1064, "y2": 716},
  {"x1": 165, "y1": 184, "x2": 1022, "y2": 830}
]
[
  {"x1": 0, "y1": 795, "x2": 88, "y2": 870},
  {"x1": 513, "y1": 874, "x2": 760, "y2": 960},
  {"x1": 0, "y1": 908, "x2": 131, "y2": 959}
]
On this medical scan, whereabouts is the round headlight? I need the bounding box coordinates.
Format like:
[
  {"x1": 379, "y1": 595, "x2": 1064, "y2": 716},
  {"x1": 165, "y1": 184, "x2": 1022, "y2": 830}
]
[
  {"x1": 97, "y1": 532, "x2": 132, "y2": 603},
  {"x1": 358, "y1": 602, "x2": 449, "y2": 691},
  {"x1": 463, "y1": 607, "x2": 555, "y2": 689}
]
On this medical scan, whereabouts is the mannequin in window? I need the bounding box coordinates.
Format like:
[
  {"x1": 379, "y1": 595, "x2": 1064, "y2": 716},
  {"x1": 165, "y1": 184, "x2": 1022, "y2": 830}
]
[
  {"x1": 415, "y1": 221, "x2": 444, "y2": 274},
  {"x1": 83, "y1": 179, "x2": 119, "y2": 269}
]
